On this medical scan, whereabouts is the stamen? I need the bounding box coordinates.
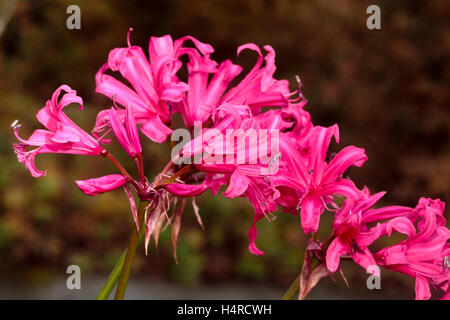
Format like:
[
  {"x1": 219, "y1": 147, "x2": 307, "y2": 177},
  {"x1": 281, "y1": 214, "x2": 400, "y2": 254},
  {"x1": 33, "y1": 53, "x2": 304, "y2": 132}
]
[
  {"x1": 95, "y1": 128, "x2": 112, "y2": 143},
  {"x1": 268, "y1": 152, "x2": 282, "y2": 170},
  {"x1": 296, "y1": 187, "x2": 310, "y2": 211},
  {"x1": 444, "y1": 256, "x2": 450, "y2": 270},
  {"x1": 11, "y1": 120, "x2": 21, "y2": 130},
  {"x1": 127, "y1": 27, "x2": 134, "y2": 47}
]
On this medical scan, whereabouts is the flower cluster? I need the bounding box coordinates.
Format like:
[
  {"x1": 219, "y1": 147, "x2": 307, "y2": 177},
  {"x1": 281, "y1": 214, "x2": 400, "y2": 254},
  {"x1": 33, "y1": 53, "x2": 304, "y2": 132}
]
[{"x1": 12, "y1": 30, "x2": 449, "y2": 299}]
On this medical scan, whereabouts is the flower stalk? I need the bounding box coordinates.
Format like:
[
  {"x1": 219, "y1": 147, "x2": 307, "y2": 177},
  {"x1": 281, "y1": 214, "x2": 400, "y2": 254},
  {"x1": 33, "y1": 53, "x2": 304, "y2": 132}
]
[{"x1": 114, "y1": 200, "x2": 149, "y2": 300}]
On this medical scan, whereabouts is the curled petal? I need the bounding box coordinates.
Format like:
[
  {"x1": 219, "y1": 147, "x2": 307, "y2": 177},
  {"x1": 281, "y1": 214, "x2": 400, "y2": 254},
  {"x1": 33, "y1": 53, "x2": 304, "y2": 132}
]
[
  {"x1": 323, "y1": 145, "x2": 367, "y2": 183},
  {"x1": 385, "y1": 217, "x2": 416, "y2": 238},
  {"x1": 12, "y1": 144, "x2": 45, "y2": 178},
  {"x1": 248, "y1": 214, "x2": 264, "y2": 255}
]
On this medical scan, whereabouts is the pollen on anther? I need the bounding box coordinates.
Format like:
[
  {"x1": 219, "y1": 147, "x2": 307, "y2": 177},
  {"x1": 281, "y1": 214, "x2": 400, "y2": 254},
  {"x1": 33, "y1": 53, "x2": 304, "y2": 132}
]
[
  {"x1": 11, "y1": 120, "x2": 21, "y2": 130},
  {"x1": 444, "y1": 256, "x2": 450, "y2": 269}
]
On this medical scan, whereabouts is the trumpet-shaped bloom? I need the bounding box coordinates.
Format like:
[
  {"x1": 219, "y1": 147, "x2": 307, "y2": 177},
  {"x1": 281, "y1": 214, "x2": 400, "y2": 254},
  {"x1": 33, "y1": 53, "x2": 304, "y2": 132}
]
[{"x1": 12, "y1": 85, "x2": 103, "y2": 177}]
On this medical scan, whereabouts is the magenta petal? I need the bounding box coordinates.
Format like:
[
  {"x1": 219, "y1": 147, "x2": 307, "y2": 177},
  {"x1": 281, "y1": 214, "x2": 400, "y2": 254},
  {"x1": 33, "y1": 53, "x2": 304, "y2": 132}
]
[
  {"x1": 351, "y1": 248, "x2": 379, "y2": 276},
  {"x1": 165, "y1": 183, "x2": 208, "y2": 197},
  {"x1": 75, "y1": 174, "x2": 127, "y2": 196},
  {"x1": 310, "y1": 125, "x2": 339, "y2": 174},
  {"x1": 300, "y1": 196, "x2": 322, "y2": 234},
  {"x1": 140, "y1": 116, "x2": 173, "y2": 143},
  {"x1": 323, "y1": 145, "x2": 367, "y2": 183},
  {"x1": 51, "y1": 126, "x2": 81, "y2": 143},
  {"x1": 320, "y1": 179, "x2": 362, "y2": 200},
  {"x1": 326, "y1": 238, "x2": 348, "y2": 272},
  {"x1": 12, "y1": 144, "x2": 45, "y2": 178},
  {"x1": 415, "y1": 275, "x2": 431, "y2": 300},
  {"x1": 95, "y1": 65, "x2": 150, "y2": 114},
  {"x1": 109, "y1": 107, "x2": 142, "y2": 158},
  {"x1": 248, "y1": 216, "x2": 264, "y2": 255},
  {"x1": 363, "y1": 205, "x2": 414, "y2": 223},
  {"x1": 223, "y1": 171, "x2": 250, "y2": 198},
  {"x1": 385, "y1": 217, "x2": 416, "y2": 238}
]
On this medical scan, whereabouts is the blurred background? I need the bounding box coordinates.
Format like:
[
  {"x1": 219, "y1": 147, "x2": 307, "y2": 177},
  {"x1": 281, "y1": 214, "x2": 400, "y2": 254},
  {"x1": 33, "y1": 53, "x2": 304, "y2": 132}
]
[{"x1": 0, "y1": 0, "x2": 448, "y2": 299}]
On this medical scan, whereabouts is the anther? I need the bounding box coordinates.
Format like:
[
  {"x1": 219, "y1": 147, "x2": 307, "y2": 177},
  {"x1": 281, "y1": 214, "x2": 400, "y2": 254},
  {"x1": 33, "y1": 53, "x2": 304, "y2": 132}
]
[
  {"x1": 444, "y1": 256, "x2": 450, "y2": 270},
  {"x1": 11, "y1": 120, "x2": 21, "y2": 130},
  {"x1": 101, "y1": 149, "x2": 109, "y2": 157}
]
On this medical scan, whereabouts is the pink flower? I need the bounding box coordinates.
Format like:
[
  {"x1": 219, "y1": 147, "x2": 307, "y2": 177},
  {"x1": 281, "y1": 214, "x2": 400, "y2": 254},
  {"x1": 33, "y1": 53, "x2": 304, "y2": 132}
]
[
  {"x1": 76, "y1": 174, "x2": 127, "y2": 196},
  {"x1": 109, "y1": 106, "x2": 142, "y2": 159},
  {"x1": 273, "y1": 125, "x2": 368, "y2": 234},
  {"x1": 375, "y1": 198, "x2": 450, "y2": 300},
  {"x1": 167, "y1": 104, "x2": 282, "y2": 255},
  {"x1": 94, "y1": 30, "x2": 191, "y2": 143},
  {"x1": 12, "y1": 85, "x2": 103, "y2": 177},
  {"x1": 172, "y1": 43, "x2": 291, "y2": 127},
  {"x1": 325, "y1": 186, "x2": 414, "y2": 276}
]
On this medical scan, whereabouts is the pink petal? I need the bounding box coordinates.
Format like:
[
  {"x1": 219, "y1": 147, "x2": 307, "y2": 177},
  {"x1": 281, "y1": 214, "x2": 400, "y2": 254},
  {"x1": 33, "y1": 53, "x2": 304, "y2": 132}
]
[
  {"x1": 300, "y1": 195, "x2": 323, "y2": 234},
  {"x1": 415, "y1": 275, "x2": 431, "y2": 300},
  {"x1": 248, "y1": 215, "x2": 264, "y2": 255},
  {"x1": 164, "y1": 183, "x2": 208, "y2": 197},
  {"x1": 323, "y1": 146, "x2": 367, "y2": 183},
  {"x1": 326, "y1": 237, "x2": 348, "y2": 272},
  {"x1": 75, "y1": 174, "x2": 127, "y2": 196},
  {"x1": 223, "y1": 171, "x2": 250, "y2": 198},
  {"x1": 140, "y1": 116, "x2": 173, "y2": 143}
]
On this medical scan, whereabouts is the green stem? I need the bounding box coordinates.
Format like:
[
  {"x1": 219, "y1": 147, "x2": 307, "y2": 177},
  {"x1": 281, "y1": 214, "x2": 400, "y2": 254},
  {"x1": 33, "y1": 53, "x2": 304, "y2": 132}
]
[
  {"x1": 96, "y1": 249, "x2": 127, "y2": 300},
  {"x1": 96, "y1": 226, "x2": 147, "y2": 300},
  {"x1": 114, "y1": 200, "x2": 148, "y2": 300},
  {"x1": 96, "y1": 201, "x2": 148, "y2": 300},
  {"x1": 281, "y1": 273, "x2": 301, "y2": 300}
]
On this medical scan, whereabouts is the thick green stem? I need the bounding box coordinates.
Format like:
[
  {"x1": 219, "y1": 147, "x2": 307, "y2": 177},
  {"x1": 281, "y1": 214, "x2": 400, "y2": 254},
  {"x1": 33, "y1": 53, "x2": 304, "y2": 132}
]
[
  {"x1": 281, "y1": 273, "x2": 301, "y2": 300},
  {"x1": 114, "y1": 200, "x2": 148, "y2": 300}
]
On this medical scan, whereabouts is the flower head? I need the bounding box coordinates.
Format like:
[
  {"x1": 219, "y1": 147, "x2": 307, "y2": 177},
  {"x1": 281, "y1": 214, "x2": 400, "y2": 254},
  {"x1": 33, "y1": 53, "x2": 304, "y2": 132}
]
[
  {"x1": 12, "y1": 85, "x2": 103, "y2": 177},
  {"x1": 375, "y1": 198, "x2": 450, "y2": 300}
]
